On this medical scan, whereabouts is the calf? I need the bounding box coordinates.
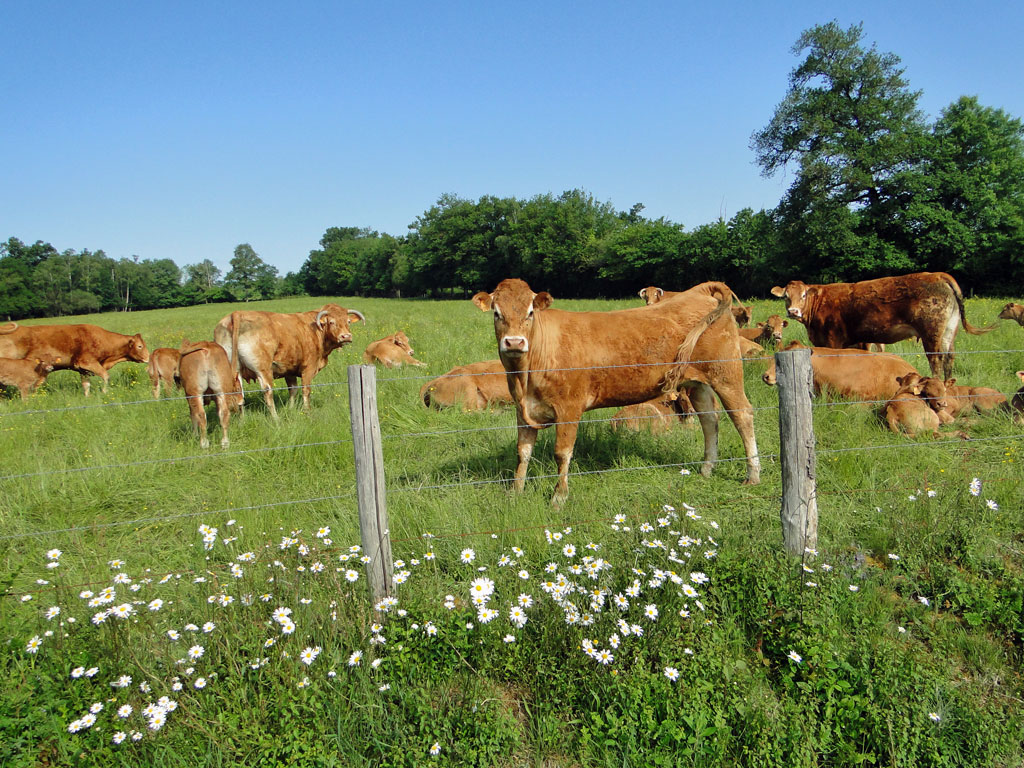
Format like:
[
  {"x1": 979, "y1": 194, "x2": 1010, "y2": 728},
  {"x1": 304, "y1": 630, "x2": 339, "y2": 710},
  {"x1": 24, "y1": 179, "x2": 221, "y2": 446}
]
[
  {"x1": 738, "y1": 315, "x2": 788, "y2": 347},
  {"x1": 0, "y1": 357, "x2": 55, "y2": 401},
  {"x1": 420, "y1": 360, "x2": 511, "y2": 411},
  {"x1": 148, "y1": 348, "x2": 181, "y2": 399},
  {"x1": 941, "y1": 379, "x2": 1007, "y2": 419},
  {"x1": 998, "y1": 303, "x2": 1024, "y2": 326},
  {"x1": 762, "y1": 342, "x2": 918, "y2": 403},
  {"x1": 639, "y1": 286, "x2": 751, "y2": 326},
  {"x1": 364, "y1": 331, "x2": 426, "y2": 368},
  {"x1": 611, "y1": 392, "x2": 695, "y2": 434},
  {"x1": 883, "y1": 373, "x2": 951, "y2": 438},
  {"x1": 177, "y1": 340, "x2": 244, "y2": 448},
  {"x1": 1011, "y1": 372, "x2": 1024, "y2": 425}
]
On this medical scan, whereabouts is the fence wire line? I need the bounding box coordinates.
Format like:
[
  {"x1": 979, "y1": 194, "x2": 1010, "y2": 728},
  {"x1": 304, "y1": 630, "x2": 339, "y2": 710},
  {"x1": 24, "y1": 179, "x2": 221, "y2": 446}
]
[
  {"x1": 814, "y1": 432, "x2": 1024, "y2": 457},
  {"x1": 0, "y1": 439, "x2": 354, "y2": 483},
  {"x1": 0, "y1": 491, "x2": 357, "y2": 542}
]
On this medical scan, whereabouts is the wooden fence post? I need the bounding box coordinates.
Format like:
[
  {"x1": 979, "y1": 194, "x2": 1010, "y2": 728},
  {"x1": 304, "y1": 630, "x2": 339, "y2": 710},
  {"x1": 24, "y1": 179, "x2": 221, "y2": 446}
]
[
  {"x1": 348, "y1": 365, "x2": 393, "y2": 603},
  {"x1": 775, "y1": 348, "x2": 818, "y2": 555}
]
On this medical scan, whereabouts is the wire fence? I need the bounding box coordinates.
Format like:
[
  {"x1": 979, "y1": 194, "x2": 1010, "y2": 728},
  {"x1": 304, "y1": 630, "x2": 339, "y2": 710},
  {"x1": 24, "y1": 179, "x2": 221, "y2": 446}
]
[{"x1": 2, "y1": 348, "x2": 1022, "y2": 566}]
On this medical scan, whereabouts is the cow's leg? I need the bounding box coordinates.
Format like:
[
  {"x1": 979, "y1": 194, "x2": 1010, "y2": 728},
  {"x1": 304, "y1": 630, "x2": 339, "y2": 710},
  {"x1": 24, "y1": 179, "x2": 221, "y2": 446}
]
[
  {"x1": 80, "y1": 373, "x2": 92, "y2": 397},
  {"x1": 708, "y1": 376, "x2": 761, "y2": 485},
  {"x1": 150, "y1": 371, "x2": 161, "y2": 399},
  {"x1": 551, "y1": 408, "x2": 582, "y2": 507},
  {"x1": 76, "y1": 357, "x2": 110, "y2": 395},
  {"x1": 512, "y1": 415, "x2": 539, "y2": 493},
  {"x1": 255, "y1": 371, "x2": 278, "y2": 420},
  {"x1": 299, "y1": 371, "x2": 317, "y2": 410},
  {"x1": 920, "y1": 335, "x2": 950, "y2": 380},
  {"x1": 186, "y1": 390, "x2": 210, "y2": 449},
  {"x1": 215, "y1": 393, "x2": 230, "y2": 448},
  {"x1": 687, "y1": 384, "x2": 720, "y2": 478}
]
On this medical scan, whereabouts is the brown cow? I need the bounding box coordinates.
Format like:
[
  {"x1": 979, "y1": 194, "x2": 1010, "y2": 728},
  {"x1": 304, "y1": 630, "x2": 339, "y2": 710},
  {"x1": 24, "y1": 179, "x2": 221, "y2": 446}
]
[
  {"x1": 639, "y1": 286, "x2": 751, "y2": 326},
  {"x1": 883, "y1": 373, "x2": 952, "y2": 438},
  {"x1": 611, "y1": 392, "x2": 695, "y2": 434},
  {"x1": 941, "y1": 379, "x2": 1007, "y2": 419},
  {"x1": 998, "y1": 303, "x2": 1024, "y2": 326},
  {"x1": 0, "y1": 357, "x2": 55, "y2": 401},
  {"x1": 1012, "y1": 372, "x2": 1024, "y2": 425},
  {"x1": 738, "y1": 337, "x2": 765, "y2": 357},
  {"x1": 762, "y1": 342, "x2": 918, "y2": 403},
  {"x1": 177, "y1": 340, "x2": 244, "y2": 449},
  {"x1": 213, "y1": 304, "x2": 364, "y2": 419},
  {"x1": 738, "y1": 315, "x2": 788, "y2": 347},
  {"x1": 363, "y1": 331, "x2": 426, "y2": 368},
  {"x1": 891, "y1": 372, "x2": 953, "y2": 423},
  {"x1": 475, "y1": 279, "x2": 760, "y2": 505},
  {"x1": 420, "y1": 360, "x2": 512, "y2": 411},
  {"x1": 770, "y1": 272, "x2": 993, "y2": 379},
  {"x1": 0, "y1": 322, "x2": 149, "y2": 396},
  {"x1": 148, "y1": 348, "x2": 181, "y2": 399}
]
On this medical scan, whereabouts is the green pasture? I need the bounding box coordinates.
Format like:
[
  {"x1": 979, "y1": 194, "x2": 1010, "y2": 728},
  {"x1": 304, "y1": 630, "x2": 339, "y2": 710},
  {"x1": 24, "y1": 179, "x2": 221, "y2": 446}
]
[{"x1": 1, "y1": 295, "x2": 1022, "y2": 767}]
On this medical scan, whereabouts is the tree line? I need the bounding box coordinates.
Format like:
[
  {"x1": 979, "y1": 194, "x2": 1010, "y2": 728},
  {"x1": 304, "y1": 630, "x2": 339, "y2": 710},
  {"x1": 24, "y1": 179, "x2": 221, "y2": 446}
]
[{"x1": 4, "y1": 22, "x2": 1023, "y2": 321}]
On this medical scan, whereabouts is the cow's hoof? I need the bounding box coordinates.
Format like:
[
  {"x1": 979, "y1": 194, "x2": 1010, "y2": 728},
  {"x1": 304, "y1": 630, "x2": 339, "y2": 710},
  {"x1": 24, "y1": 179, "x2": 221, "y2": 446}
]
[
  {"x1": 221, "y1": 438, "x2": 230, "y2": 448},
  {"x1": 200, "y1": 439, "x2": 210, "y2": 449},
  {"x1": 742, "y1": 477, "x2": 761, "y2": 486}
]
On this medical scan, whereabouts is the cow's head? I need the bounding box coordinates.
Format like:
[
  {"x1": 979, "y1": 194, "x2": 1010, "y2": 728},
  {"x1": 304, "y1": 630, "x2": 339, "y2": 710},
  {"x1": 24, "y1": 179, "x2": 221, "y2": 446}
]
[
  {"x1": 126, "y1": 333, "x2": 150, "y2": 363},
  {"x1": 761, "y1": 315, "x2": 789, "y2": 346},
  {"x1": 33, "y1": 358, "x2": 55, "y2": 375},
  {"x1": 472, "y1": 279, "x2": 552, "y2": 361},
  {"x1": 771, "y1": 281, "x2": 810, "y2": 321},
  {"x1": 999, "y1": 303, "x2": 1024, "y2": 322},
  {"x1": 391, "y1": 331, "x2": 414, "y2": 355},
  {"x1": 638, "y1": 286, "x2": 664, "y2": 305},
  {"x1": 315, "y1": 304, "x2": 364, "y2": 350},
  {"x1": 897, "y1": 373, "x2": 950, "y2": 416}
]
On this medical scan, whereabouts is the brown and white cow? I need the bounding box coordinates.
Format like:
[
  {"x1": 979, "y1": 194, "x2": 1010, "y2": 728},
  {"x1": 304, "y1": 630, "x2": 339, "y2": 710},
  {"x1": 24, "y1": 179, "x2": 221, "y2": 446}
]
[
  {"x1": 0, "y1": 322, "x2": 149, "y2": 396},
  {"x1": 420, "y1": 360, "x2": 512, "y2": 411},
  {"x1": 0, "y1": 357, "x2": 55, "y2": 401},
  {"x1": 998, "y1": 303, "x2": 1024, "y2": 326},
  {"x1": 363, "y1": 331, "x2": 426, "y2": 368},
  {"x1": 611, "y1": 392, "x2": 695, "y2": 434},
  {"x1": 738, "y1": 315, "x2": 788, "y2": 347},
  {"x1": 148, "y1": 348, "x2": 181, "y2": 399},
  {"x1": 640, "y1": 286, "x2": 752, "y2": 326},
  {"x1": 177, "y1": 340, "x2": 244, "y2": 448},
  {"x1": 213, "y1": 304, "x2": 364, "y2": 419},
  {"x1": 475, "y1": 279, "x2": 760, "y2": 505},
  {"x1": 770, "y1": 272, "x2": 993, "y2": 379},
  {"x1": 941, "y1": 379, "x2": 1007, "y2": 419},
  {"x1": 762, "y1": 342, "x2": 918, "y2": 403}
]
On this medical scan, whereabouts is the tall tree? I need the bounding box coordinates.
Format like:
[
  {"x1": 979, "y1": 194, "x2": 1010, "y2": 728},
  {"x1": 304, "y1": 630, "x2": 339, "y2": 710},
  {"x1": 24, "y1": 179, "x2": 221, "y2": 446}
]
[
  {"x1": 225, "y1": 244, "x2": 278, "y2": 301},
  {"x1": 752, "y1": 21, "x2": 928, "y2": 280}
]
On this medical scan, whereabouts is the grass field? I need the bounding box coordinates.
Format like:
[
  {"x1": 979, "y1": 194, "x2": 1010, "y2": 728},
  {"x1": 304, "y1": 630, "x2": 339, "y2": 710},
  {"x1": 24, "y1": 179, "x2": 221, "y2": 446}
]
[{"x1": 2, "y1": 294, "x2": 1023, "y2": 767}]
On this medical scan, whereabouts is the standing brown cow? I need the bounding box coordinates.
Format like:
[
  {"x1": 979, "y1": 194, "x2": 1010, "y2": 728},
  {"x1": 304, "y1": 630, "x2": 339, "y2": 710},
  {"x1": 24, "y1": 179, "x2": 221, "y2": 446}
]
[
  {"x1": 363, "y1": 331, "x2": 426, "y2": 367},
  {"x1": 770, "y1": 272, "x2": 993, "y2": 379},
  {"x1": 474, "y1": 279, "x2": 760, "y2": 505},
  {"x1": 0, "y1": 322, "x2": 149, "y2": 396},
  {"x1": 0, "y1": 357, "x2": 55, "y2": 401},
  {"x1": 148, "y1": 348, "x2": 181, "y2": 399},
  {"x1": 177, "y1": 340, "x2": 244, "y2": 448},
  {"x1": 213, "y1": 304, "x2": 364, "y2": 419}
]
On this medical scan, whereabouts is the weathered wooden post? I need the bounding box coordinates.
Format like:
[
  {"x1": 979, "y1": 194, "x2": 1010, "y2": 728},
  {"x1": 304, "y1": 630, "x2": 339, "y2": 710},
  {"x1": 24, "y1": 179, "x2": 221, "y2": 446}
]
[
  {"x1": 775, "y1": 347, "x2": 818, "y2": 555},
  {"x1": 348, "y1": 364, "x2": 393, "y2": 603}
]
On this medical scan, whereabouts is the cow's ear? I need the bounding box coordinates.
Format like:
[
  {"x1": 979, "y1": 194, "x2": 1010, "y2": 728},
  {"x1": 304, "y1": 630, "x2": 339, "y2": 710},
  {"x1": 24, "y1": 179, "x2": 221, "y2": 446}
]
[
  {"x1": 770, "y1": 286, "x2": 786, "y2": 298},
  {"x1": 346, "y1": 311, "x2": 364, "y2": 324},
  {"x1": 533, "y1": 292, "x2": 553, "y2": 311},
  {"x1": 472, "y1": 292, "x2": 493, "y2": 312},
  {"x1": 638, "y1": 288, "x2": 647, "y2": 299},
  {"x1": 911, "y1": 383, "x2": 924, "y2": 395},
  {"x1": 945, "y1": 378, "x2": 957, "y2": 388},
  {"x1": 1016, "y1": 371, "x2": 1024, "y2": 383}
]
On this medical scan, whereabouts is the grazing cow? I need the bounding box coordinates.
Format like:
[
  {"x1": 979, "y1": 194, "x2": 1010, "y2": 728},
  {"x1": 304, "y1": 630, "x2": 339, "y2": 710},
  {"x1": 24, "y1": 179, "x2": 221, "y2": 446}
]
[
  {"x1": 177, "y1": 340, "x2": 244, "y2": 448},
  {"x1": 1012, "y1": 372, "x2": 1024, "y2": 425},
  {"x1": 998, "y1": 303, "x2": 1024, "y2": 326},
  {"x1": 762, "y1": 342, "x2": 918, "y2": 403},
  {"x1": 611, "y1": 392, "x2": 695, "y2": 434},
  {"x1": 420, "y1": 360, "x2": 512, "y2": 411},
  {"x1": 739, "y1": 315, "x2": 788, "y2": 347},
  {"x1": 883, "y1": 373, "x2": 952, "y2": 438},
  {"x1": 148, "y1": 348, "x2": 181, "y2": 399},
  {"x1": 474, "y1": 279, "x2": 760, "y2": 505},
  {"x1": 0, "y1": 357, "x2": 55, "y2": 401},
  {"x1": 770, "y1": 272, "x2": 993, "y2": 379},
  {"x1": 363, "y1": 331, "x2": 426, "y2": 368},
  {"x1": 639, "y1": 286, "x2": 751, "y2": 326},
  {"x1": 941, "y1": 379, "x2": 1007, "y2": 419},
  {"x1": 213, "y1": 304, "x2": 364, "y2": 419},
  {"x1": 0, "y1": 322, "x2": 149, "y2": 396}
]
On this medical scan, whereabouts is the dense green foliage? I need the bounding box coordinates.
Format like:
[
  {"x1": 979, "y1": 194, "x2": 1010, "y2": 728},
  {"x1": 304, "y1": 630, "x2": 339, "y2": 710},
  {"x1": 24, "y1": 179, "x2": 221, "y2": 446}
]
[
  {"x1": 1, "y1": 294, "x2": 1022, "y2": 766},
  {"x1": 6, "y1": 22, "x2": 1024, "y2": 322}
]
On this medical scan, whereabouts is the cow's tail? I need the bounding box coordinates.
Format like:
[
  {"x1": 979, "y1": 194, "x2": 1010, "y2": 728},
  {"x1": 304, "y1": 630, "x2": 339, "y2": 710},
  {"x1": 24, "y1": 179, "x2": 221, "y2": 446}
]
[
  {"x1": 943, "y1": 274, "x2": 996, "y2": 335},
  {"x1": 176, "y1": 339, "x2": 206, "y2": 384},
  {"x1": 229, "y1": 312, "x2": 243, "y2": 374},
  {"x1": 0, "y1": 322, "x2": 17, "y2": 335},
  {"x1": 420, "y1": 380, "x2": 434, "y2": 408},
  {"x1": 664, "y1": 283, "x2": 733, "y2": 393}
]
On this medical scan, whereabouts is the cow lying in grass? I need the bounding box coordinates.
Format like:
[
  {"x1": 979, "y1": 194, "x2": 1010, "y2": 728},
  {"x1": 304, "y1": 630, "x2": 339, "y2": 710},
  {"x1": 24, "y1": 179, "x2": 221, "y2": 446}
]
[
  {"x1": 611, "y1": 392, "x2": 695, "y2": 434},
  {"x1": 364, "y1": 331, "x2": 426, "y2": 368},
  {"x1": 420, "y1": 360, "x2": 511, "y2": 411},
  {"x1": 883, "y1": 373, "x2": 952, "y2": 439}
]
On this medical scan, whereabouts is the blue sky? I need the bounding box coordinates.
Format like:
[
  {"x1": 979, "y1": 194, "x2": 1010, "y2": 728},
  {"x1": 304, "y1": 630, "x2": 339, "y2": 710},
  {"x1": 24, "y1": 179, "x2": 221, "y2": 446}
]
[{"x1": 3, "y1": 1, "x2": 1022, "y2": 276}]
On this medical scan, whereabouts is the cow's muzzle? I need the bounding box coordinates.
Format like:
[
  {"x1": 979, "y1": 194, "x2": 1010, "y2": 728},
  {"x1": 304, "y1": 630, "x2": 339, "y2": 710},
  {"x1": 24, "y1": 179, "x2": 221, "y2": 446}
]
[
  {"x1": 500, "y1": 336, "x2": 528, "y2": 355},
  {"x1": 787, "y1": 307, "x2": 802, "y2": 319}
]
